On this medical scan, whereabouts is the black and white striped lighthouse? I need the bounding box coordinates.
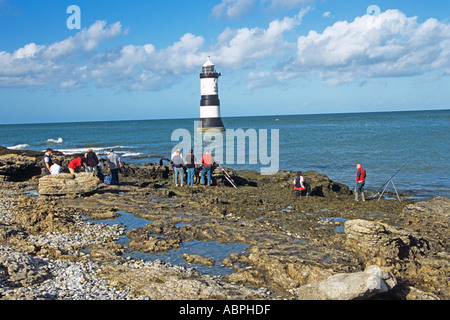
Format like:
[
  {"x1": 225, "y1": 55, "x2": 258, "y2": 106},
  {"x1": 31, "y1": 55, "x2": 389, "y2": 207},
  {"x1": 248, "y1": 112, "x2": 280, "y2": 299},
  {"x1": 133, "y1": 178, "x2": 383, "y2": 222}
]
[{"x1": 199, "y1": 56, "x2": 225, "y2": 131}]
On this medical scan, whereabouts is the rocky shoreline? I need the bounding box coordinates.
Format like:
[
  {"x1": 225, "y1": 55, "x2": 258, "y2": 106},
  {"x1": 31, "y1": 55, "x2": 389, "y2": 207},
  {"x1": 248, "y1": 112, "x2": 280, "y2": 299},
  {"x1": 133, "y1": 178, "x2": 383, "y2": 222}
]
[{"x1": 0, "y1": 148, "x2": 449, "y2": 300}]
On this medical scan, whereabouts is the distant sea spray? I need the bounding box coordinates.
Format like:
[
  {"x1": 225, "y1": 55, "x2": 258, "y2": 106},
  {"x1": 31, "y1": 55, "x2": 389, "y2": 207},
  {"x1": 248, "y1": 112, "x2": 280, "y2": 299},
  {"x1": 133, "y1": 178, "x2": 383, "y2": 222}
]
[
  {"x1": 46, "y1": 137, "x2": 64, "y2": 144},
  {"x1": 7, "y1": 144, "x2": 30, "y2": 150}
]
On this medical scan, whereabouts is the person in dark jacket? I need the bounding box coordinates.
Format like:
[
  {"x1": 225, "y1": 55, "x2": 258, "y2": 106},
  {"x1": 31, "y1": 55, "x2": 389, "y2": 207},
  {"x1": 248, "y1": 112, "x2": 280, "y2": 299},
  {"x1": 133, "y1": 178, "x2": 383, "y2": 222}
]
[
  {"x1": 85, "y1": 149, "x2": 99, "y2": 174},
  {"x1": 43, "y1": 148, "x2": 53, "y2": 175},
  {"x1": 185, "y1": 149, "x2": 197, "y2": 186}
]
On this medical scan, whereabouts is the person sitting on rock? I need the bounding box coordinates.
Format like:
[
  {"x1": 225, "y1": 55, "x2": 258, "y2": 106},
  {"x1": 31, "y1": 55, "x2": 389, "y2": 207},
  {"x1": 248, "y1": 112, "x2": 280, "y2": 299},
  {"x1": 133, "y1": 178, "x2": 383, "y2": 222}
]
[
  {"x1": 68, "y1": 157, "x2": 86, "y2": 174},
  {"x1": 50, "y1": 159, "x2": 62, "y2": 175}
]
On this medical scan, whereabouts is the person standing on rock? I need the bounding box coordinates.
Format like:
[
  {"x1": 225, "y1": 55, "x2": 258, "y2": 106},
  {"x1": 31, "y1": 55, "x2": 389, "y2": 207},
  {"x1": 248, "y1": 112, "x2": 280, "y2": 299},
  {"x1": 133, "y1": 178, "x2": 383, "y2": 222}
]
[
  {"x1": 43, "y1": 148, "x2": 53, "y2": 175},
  {"x1": 85, "y1": 148, "x2": 99, "y2": 175},
  {"x1": 107, "y1": 149, "x2": 122, "y2": 185},
  {"x1": 201, "y1": 150, "x2": 214, "y2": 186},
  {"x1": 355, "y1": 163, "x2": 366, "y2": 201},
  {"x1": 172, "y1": 150, "x2": 184, "y2": 186},
  {"x1": 185, "y1": 149, "x2": 197, "y2": 186}
]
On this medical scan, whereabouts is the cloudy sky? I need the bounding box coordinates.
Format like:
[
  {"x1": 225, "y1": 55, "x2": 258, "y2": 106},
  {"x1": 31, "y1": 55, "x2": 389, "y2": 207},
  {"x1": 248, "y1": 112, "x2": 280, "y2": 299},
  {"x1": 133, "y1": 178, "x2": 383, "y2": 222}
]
[{"x1": 1, "y1": 0, "x2": 449, "y2": 124}]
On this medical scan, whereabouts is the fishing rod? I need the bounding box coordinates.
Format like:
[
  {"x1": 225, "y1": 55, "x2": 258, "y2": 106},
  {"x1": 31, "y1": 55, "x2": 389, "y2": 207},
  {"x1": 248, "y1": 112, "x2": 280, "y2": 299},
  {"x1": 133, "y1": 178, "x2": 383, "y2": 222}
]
[
  {"x1": 219, "y1": 164, "x2": 237, "y2": 188},
  {"x1": 369, "y1": 160, "x2": 411, "y2": 200}
]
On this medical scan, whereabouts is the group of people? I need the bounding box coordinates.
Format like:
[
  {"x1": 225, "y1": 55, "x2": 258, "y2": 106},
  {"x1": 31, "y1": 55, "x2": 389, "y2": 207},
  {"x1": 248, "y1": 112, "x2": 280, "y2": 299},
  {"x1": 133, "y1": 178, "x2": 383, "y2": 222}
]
[
  {"x1": 43, "y1": 148, "x2": 123, "y2": 185},
  {"x1": 170, "y1": 148, "x2": 215, "y2": 186},
  {"x1": 45, "y1": 147, "x2": 367, "y2": 199},
  {"x1": 292, "y1": 163, "x2": 367, "y2": 201}
]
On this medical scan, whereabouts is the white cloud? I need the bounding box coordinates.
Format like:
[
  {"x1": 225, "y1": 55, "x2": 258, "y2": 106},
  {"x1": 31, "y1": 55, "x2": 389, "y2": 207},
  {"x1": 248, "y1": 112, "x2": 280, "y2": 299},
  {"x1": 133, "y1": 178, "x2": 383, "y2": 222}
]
[
  {"x1": 295, "y1": 10, "x2": 450, "y2": 86},
  {"x1": 251, "y1": 9, "x2": 450, "y2": 88},
  {"x1": 213, "y1": 8, "x2": 309, "y2": 67},
  {"x1": 0, "y1": 21, "x2": 125, "y2": 88},
  {"x1": 2, "y1": 8, "x2": 449, "y2": 92},
  {"x1": 212, "y1": 0, "x2": 314, "y2": 20},
  {"x1": 262, "y1": 0, "x2": 315, "y2": 9},
  {"x1": 43, "y1": 21, "x2": 123, "y2": 59},
  {"x1": 212, "y1": 0, "x2": 256, "y2": 20}
]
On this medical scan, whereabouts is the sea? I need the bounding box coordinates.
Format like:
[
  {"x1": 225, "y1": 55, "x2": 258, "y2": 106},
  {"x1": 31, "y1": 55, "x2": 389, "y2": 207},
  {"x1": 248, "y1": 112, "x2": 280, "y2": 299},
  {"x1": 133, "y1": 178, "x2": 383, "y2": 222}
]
[{"x1": 1, "y1": 109, "x2": 449, "y2": 199}]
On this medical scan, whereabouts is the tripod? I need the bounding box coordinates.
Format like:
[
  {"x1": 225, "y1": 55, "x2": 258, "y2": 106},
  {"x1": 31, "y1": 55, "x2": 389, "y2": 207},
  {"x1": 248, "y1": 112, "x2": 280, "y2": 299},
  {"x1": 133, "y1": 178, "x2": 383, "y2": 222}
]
[
  {"x1": 377, "y1": 177, "x2": 401, "y2": 202},
  {"x1": 370, "y1": 160, "x2": 410, "y2": 202}
]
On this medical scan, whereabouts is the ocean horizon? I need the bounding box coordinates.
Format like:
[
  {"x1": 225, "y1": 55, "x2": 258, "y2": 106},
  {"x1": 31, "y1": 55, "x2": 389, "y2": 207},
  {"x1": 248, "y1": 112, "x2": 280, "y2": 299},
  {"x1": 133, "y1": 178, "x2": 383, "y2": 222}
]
[
  {"x1": 1, "y1": 109, "x2": 449, "y2": 199},
  {"x1": 1, "y1": 108, "x2": 448, "y2": 126}
]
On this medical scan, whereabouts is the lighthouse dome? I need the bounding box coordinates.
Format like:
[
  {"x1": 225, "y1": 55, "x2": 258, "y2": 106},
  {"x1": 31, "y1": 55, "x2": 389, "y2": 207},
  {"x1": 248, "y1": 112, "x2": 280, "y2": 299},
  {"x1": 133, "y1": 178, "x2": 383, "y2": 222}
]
[
  {"x1": 203, "y1": 56, "x2": 214, "y2": 67},
  {"x1": 202, "y1": 56, "x2": 217, "y2": 74}
]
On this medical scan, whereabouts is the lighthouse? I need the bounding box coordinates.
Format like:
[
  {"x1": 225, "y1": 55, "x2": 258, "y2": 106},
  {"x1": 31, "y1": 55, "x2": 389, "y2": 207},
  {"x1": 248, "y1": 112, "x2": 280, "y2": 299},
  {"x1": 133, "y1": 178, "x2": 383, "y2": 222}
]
[{"x1": 199, "y1": 56, "x2": 225, "y2": 131}]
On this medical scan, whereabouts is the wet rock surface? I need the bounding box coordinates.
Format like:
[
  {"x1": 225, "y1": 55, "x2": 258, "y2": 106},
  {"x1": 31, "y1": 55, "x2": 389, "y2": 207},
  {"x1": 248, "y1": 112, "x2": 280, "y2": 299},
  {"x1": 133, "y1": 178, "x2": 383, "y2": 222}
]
[{"x1": 0, "y1": 148, "x2": 449, "y2": 300}]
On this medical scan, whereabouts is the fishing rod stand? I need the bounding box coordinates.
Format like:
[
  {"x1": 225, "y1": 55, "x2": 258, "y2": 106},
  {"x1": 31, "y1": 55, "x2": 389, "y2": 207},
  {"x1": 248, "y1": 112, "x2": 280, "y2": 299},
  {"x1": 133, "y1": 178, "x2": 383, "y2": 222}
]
[{"x1": 378, "y1": 177, "x2": 401, "y2": 202}]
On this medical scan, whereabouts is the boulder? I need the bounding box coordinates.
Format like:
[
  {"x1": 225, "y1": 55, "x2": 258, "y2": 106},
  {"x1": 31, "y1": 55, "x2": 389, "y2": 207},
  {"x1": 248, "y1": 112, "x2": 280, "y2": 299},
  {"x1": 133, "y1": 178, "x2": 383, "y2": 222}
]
[
  {"x1": 293, "y1": 265, "x2": 397, "y2": 300},
  {"x1": 344, "y1": 219, "x2": 430, "y2": 263},
  {"x1": 400, "y1": 197, "x2": 450, "y2": 252},
  {"x1": 38, "y1": 173, "x2": 100, "y2": 195},
  {"x1": 0, "y1": 154, "x2": 41, "y2": 181}
]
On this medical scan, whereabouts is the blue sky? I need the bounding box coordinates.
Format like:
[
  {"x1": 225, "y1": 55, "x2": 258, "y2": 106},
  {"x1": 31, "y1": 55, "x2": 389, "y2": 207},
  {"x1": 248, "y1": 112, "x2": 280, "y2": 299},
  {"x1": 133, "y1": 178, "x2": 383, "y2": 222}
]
[{"x1": 0, "y1": 0, "x2": 449, "y2": 124}]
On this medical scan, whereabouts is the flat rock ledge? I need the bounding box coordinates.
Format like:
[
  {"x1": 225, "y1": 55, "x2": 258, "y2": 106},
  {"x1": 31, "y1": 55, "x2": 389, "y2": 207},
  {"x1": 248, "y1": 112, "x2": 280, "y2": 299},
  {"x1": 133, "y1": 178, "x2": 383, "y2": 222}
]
[
  {"x1": 291, "y1": 265, "x2": 397, "y2": 300},
  {"x1": 38, "y1": 173, "x2": 100, "y2": 196}
]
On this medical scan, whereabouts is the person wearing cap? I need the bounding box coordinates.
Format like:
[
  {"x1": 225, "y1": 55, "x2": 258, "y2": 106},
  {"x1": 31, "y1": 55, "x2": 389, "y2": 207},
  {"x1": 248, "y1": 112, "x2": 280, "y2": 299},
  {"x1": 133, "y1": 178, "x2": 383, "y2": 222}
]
[{"x1": 107, "y1": 149, "x2": 122, "y2": 185}]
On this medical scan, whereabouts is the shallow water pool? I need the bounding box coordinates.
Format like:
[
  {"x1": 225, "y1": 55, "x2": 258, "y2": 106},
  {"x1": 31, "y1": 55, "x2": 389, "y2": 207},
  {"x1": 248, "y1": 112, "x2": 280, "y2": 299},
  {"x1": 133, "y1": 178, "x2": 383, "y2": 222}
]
[{"x1": 92, "y1": 211, "x2": 249, "y2": 276}]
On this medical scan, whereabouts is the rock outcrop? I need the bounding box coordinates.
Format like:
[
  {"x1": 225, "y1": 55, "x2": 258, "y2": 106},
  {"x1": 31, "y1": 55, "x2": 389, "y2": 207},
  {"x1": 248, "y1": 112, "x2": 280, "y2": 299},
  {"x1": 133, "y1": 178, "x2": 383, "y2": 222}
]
[
  {"x1": 292, "y1": 265, "x2": 397, "y2": 300},
  {"x1": 0, "y1": 154, "x2": 41, "y2": 181},
  {"x1": 38, "y1": 173, "x2": 100, "y2": 195},
  {"x1": 344, "y1": 219, "x2": 430, "y2": 263}
]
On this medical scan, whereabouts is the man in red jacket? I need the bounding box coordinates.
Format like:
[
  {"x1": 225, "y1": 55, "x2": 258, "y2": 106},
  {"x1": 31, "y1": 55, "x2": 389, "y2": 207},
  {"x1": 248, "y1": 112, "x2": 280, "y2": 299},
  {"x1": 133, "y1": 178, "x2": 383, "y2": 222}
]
[
  {"x1": 200, "y1": 150, "x2": 214, "y2": 186},
  {"x1": 355, "y1": 163, "x2": 366, "y2": 201}
]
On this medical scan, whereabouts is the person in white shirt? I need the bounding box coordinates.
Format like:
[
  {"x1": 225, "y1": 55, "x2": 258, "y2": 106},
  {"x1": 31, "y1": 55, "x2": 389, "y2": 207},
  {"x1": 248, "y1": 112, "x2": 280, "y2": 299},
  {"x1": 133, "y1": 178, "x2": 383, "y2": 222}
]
[{"x1": 50, "y1": 160, "x2": 62, "y2": 175}]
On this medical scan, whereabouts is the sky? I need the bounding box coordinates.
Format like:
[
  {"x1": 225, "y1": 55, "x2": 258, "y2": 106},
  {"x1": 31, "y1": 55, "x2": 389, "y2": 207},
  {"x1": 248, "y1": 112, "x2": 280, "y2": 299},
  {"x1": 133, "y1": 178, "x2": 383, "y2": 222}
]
[{"x1": 0, "y1": 0, "x2": 449, "y2": 124}]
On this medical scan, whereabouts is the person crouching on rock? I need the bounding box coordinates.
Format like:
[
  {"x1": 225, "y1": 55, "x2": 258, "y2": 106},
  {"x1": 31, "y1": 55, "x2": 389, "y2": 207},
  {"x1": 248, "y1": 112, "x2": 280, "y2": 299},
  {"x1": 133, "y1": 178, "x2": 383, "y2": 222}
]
[
  {"x1": 294, "y1": 171, "x2": 307, "y2": 197},
  {"x1": 68, "y1": 157, "x2": 87, "y2": 174}
]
